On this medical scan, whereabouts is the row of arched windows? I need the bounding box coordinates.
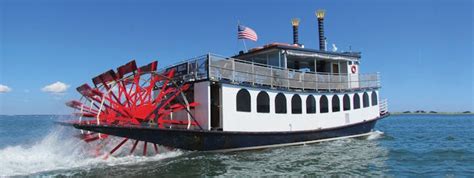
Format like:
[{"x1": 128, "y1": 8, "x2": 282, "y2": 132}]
[{"x1": 236, "y1": 89, "x2": 378, "y2": 114}]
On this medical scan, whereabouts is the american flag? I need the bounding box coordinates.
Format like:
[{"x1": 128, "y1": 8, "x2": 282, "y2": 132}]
[{"x1": 238, "y1": 25, "x2": 258, "y2": 41}]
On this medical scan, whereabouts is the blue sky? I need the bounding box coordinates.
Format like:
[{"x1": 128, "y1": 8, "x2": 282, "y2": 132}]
[{"x1": 0, "y1": 0, "x2": 472, "y2": 114}]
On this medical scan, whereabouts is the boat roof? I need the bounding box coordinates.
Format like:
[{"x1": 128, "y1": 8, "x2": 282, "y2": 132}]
[{"x1": 232, "y1": 43, "x2": 361, "y2": 60}]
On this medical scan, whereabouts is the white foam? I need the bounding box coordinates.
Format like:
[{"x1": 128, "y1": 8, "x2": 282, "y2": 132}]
[
  {"x1": 366, "y1": 130, "x2": 384, "y2": 140},
  {"x1": 0, "y1": 128, "x2": 183, "y2": 176}
]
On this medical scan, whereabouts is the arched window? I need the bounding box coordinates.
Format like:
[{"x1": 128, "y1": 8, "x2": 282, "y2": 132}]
[
  {"x1": 363, "y1": 92, "x2": 370, "y2": 108},
  {"x1": 320, "y1": 95, "x2": 329, "y2": 113},
  {"x1": 306, "y1": 95, "x2": 316, "y2": 114},
  {"x1": 236, "y1": 89, "x2": 251, "y2": 112},
  {"x1": 291, "y1": 94, "x2": 302, "y2": 114},
  {"x1": 275, "y1": 93, "x2": 287, "y2": 114},
  {"x1": 353, "y1": 93, "x2": 361, "y2": 109},
  {"x1": 343, "y1": 94, "x2": 351, "y2": 111},
  {"x1": 371, "y1": 91, "x2": 378, "y2": 106},
  {"x1": 257, "y1": 91, "x2": 270, "y2": 113},
  {"x1": 332, "y1": 95, "x2": 340, "y2": 112}
]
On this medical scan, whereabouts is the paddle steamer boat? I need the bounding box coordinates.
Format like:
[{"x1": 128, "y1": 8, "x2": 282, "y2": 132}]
[{"x1": 66, "y1": 10, "x2": 389, "y2": 152}]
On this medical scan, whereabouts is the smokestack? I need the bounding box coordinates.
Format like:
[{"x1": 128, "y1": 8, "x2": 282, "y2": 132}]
[
  {"x1": 316, "y1": 9, "x2": 326, "y2": 51},
  {"x1": 291, "y1": 18, "x2": 300, "y2": 46}
]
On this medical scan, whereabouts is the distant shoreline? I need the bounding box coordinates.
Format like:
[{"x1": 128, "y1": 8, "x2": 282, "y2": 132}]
[{"x1": 391, "y1": 112, "x2": 473, "y2": 115}]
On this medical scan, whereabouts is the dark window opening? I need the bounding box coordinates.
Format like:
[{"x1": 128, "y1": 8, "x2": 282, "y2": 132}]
[
  {"x1": 363, "y1": 92, "x2": 370, "y2": 108},
  {"x1": 291, "y1": 94, "x2": 302, "y2": 114},
  {"x1": 236, "y1": 89, "x2": 251, "y2": 112},
  {"x1": 320, "y1": 95, "x2": 329, "y2": 113},
  {"x1": 371, "y1": 91, "x2": 378, "y2": 106},
  {"x1": 306, "y1": 95, "x2": 316, "y2": 114},
  {"x1": 343, "y1": 94, "x2": 351, "y2": 111},
  {"x1": 275, "y1": 93, "x2": 287, "y2": 114},
  {"x1": 257, "y1": 91, "x2": 270, "y2": 113},
  {"x1": 332, "y1": 95, "x2": 340, "y2": 112},
  {"x1": 353, "y1": 93, "x2": 361, "y2": 109}
]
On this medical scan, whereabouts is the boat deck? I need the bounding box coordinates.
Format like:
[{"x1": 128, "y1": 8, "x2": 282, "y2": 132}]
[{"x1": 160, "y1": 54, "x2": 380, "y2": 92}]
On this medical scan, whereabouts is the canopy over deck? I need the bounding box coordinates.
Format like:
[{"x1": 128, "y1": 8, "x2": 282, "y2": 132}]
[{"x1": 231, "y1": 43, "x2": 361, "y2": 74}]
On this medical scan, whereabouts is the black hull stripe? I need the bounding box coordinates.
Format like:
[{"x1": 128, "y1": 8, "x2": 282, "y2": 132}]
[{"x1": 74, "y1": 114, "x2": 389, "y2": 151}]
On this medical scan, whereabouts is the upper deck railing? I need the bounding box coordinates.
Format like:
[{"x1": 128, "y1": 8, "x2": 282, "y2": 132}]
[{"x1": 159, "y1": 54, "x2": 381, "y2": 91}]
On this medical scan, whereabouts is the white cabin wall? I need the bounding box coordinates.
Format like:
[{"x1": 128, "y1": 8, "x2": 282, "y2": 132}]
[
  {"x1": 221, "y1": 84, "x2": 380, "y2": 132},
  {"x1": 194, "y1": 81, "x2": 210, "y2": 130},
  {"x1": 349, "y1": 61, "x2": 360, "y2": 88}
]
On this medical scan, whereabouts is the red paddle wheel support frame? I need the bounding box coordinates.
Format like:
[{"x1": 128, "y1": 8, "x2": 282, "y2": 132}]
[{"x1": 66, "y1": 60, "x2": 200, "y2": 157}]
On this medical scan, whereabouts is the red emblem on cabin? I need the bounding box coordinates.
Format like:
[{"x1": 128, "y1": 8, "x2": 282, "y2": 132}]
[{"x1": 351, "y1": 65, "x2": 357, "y2": 74}]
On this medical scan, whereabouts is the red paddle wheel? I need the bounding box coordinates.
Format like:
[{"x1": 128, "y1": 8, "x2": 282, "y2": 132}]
[{"x1": 65, "y1": 60, "x2": 199, "y2": 157}]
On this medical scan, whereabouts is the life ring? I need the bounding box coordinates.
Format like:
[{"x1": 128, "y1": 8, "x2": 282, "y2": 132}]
[{"x1": 351, "y1": 65, "x2": 357, "y2": 74}]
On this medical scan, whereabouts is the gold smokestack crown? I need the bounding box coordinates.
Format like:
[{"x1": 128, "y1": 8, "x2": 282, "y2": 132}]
[
  {"x1": 291, "y1": 18, "x2": 300, "y2": 26},
  {"x1": 316, "y1": 9, "x2": 325, "y2": 19}
]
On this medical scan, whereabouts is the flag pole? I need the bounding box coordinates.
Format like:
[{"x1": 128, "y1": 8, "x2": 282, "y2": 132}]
[{"x1": 242, "y1": 39, "x2": 247, "y2": 52}]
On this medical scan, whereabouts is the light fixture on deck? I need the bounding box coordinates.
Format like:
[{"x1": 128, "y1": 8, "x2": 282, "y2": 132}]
[
  {"x1": 291, "y1": 18, "x2": 300, "y2": 26},
  {"x1": 316, "y1": 9, "x2": 325, "y2": 19}
]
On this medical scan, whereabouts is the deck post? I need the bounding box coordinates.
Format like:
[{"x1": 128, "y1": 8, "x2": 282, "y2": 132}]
[
  {"x1": 302, "y1": 72, "x2": 305, "y2": 90},
  {"x1": 252, "y1": 62, "x2": 255, "y2": 85},
  {"x1": 232, "y1": 59, "x2": 235, "y2": 83},
  {"x1": 287, "y1": 70, "x2": 290, "y2": 89},
  {"x1": 328, "y1": 73, "x2": 331, "y2": 91},
  {"x1": 270, "y1": 66, "x2": 273, "y2": 88},
  {"x1": 348, "y1": 73, "x2": 351, "y2": 89},
  {"x1": 206, "y1": 53, "x2": 210, "y2": 80}
]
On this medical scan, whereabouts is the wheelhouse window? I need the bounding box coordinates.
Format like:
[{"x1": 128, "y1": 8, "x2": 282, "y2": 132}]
[
  {"x1": 343, "y1": 94, "x2": 350, "y2": 111},
  {"x1": 332, "y1": 95, "x2": 340, "y2": 112},
  {"x1": 236, "y1": 89, "x2": 251, "y2": 112},
  {"x1": 306, "y1": 95, "x2": 316, "y2": 114},
  {"x1": 353, "y1": 93, "x2": 361, "y2": 109},
  {"x1": 320, "y1": 95, "x2": 329, "y2": 113},
  {"x1": 291, "y1": 94, "x2": 302, "y2": 114},
  {"x1": 257, "y1": 91, "x2": 270, "y2": 113},
  {"x1": 275, "y1": 93, "x2": 287, "y2": 114},
  {"x1": 371, "y1": 91, "x2": 378, "y2": 106},
  {"x1": 363, "y1": 92, "x2": 370, "y2": 108}
]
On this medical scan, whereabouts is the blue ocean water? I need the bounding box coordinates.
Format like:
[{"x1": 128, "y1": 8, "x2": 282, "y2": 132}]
[{"x1": 0, "y1": 114, "x2": 473, "y2": 177}]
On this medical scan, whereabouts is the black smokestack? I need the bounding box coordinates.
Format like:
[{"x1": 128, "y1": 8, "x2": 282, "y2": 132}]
[
  {"x1": 291, "y1": 18, "x2": 300, "y2": 45},
  {"x1": 316, "y1": 9, "x2": 326, "y2": 51}
]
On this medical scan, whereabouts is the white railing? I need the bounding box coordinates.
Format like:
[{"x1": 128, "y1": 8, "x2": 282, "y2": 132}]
[
  {"x1": 380, "y1": 99, "x2": 388, "y2": 115},
  {"x1": 158, "y1": 54, "x2": 381, "y2": 91},
  {"x1": 158, "y1": 54, "x2": 209, "y2": 82},
  {"x1": 208, "y1": 54, "x2": 380, "y2": 90}
]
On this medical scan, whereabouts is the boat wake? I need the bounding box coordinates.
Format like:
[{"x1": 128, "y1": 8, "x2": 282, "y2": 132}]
[{"x1": 0, "y1": 127, "x2": 183, "y2": 177}]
